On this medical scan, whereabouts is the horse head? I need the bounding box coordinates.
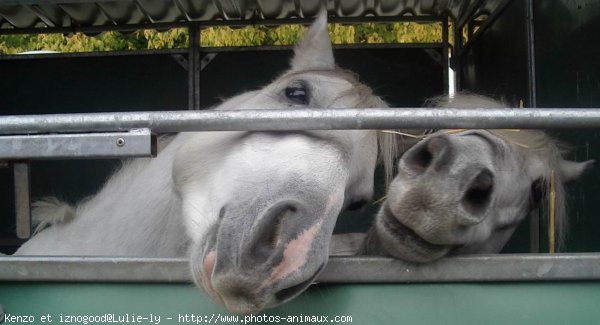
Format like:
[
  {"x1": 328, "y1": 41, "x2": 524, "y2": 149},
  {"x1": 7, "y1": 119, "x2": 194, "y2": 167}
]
[
  {"x1": 174, "y1": 12, "x2": 385, "y2": 313},
  {"x1": 369, "y1": 94, "x2": 594, "y2": 262}
]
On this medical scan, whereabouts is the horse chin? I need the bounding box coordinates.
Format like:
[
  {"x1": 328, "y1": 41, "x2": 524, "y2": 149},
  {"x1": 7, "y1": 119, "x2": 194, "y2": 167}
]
[
  {"x1": 195, "y1": 260, "x2": 325, "y2": 314},
  {"x1": 272, "y1": 262, "x2": 325, "y2": 304},
  {"x1": 378, "y1": 212, "x2": 452, "y2": 263}
]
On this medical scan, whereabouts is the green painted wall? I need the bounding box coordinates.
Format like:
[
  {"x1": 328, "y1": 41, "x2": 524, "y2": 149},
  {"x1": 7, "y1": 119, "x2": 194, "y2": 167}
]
[{"x1": 2, "y1": 282, "x2": 600, "y2": 324}]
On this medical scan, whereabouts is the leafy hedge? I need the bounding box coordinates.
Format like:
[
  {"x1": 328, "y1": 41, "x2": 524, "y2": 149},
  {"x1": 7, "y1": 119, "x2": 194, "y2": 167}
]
[{"x1": 0, "y1": 22, "x2": 441, "y2": 54}]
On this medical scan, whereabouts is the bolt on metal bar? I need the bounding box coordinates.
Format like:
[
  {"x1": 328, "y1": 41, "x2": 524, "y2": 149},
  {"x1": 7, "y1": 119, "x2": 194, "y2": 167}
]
[{"x1": 2, "y1": 108, "x2": 600, "y2": 135}]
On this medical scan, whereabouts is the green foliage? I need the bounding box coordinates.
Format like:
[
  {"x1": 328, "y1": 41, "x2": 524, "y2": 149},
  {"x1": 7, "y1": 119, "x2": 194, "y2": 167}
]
[
  {"x1": 0, "y1": 29, "x2": 188, "y2": 54},
  {"x1": 143, "y1": 29, "x2": 188, "y2": 49},
  {"x1": 200, "y1": 22, "x2": 441, "y2": 47},
  {"x1": 0, "y1": 22, "x2": 442, "y2": 54}
]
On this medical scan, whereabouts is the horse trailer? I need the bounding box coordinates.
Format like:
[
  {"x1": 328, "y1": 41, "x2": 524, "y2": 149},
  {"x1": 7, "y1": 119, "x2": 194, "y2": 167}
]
[{"x1": 1, "y1": 0, "x2": 599, "y2": 323}]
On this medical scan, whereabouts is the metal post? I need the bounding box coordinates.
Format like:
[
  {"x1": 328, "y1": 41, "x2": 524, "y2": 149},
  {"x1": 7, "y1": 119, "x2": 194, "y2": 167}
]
[
  {"x1": 13, "y1": 162, "x2": 31, "y2": 239},
  {"x1": 441, "y1": 15, "x2": 449, "y2": 95},
  {"x1": 525, "y1": 0, "x2": 537, "y2": 107},
  {"x1": 452, "y1": 21, "x2": 462, "y2": 91},
  {"x1": 526, "y1": 0, "x2": 539, "y2": 253},
  {"x1": 188, "y1": 23, "x2": 201, "y2": 110}
]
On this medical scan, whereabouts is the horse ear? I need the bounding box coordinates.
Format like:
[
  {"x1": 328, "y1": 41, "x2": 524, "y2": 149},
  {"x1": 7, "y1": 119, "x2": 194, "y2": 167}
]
[
  {"x1": 290, "y1": 10, "x2": 335, "y2": 71},
  {"x1": 558, "y1": 159, "x2": 595, "y2": 183}
]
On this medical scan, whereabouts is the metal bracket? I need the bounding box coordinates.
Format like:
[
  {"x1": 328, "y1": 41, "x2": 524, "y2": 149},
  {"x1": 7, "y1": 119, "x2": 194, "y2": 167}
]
[
  {"x1": 200, "y1": 53, "x2": 218, "y2": 71},
  {"x1": 0, "y1": 129, "x2": 156, "y2": 160},
  {"x1": 424, "y1": 49, "x2": 443, "y2": 66},
  {"x1": 171, "y1": 54, "x2": 188, "y2": 70}
]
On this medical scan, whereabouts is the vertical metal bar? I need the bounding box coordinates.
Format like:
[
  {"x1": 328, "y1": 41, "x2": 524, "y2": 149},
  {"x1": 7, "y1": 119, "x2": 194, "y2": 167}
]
[
  {"x1": 188, "y1": 23, "x2": 201, "y2": 110},
  {"x1": 526, "y1": 0, "x2": 539, "y2": 253},
  {"x1": 453, "y1": 20, "x2": 462, "y2": 91},
  {"x1": 529, "y1": 209, "x2": 540, "y2": 253},
  {"x1": 525, "y1": 0, "x2": 537, "y2": 107},
  {"x1": 442, "y1": 15, "x2": 449, "y2": 95},
  {"x1": 14, "y1": 162, "x2": 31, "y2": 239}
]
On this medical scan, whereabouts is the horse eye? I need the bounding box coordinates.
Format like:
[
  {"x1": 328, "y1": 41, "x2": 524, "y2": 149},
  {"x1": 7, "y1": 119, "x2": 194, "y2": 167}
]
[{"x1": 284, "y1": 83, "x2": 309, "y2": 105}]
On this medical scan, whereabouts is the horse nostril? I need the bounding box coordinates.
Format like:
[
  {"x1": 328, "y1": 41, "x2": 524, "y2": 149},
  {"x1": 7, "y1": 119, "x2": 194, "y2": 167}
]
[
  {"x1": 406, "y1": 143, "x2": 433, "y2": 172},
  {"x1": 405, "y1": 136, "x2": 450, "y2": 173},
  {"x1": 248, "y1": 202, "x2": 300, "y2": 261},
  {"x1": 461, "y1": 169, "x2": 494, "y2": 218}
]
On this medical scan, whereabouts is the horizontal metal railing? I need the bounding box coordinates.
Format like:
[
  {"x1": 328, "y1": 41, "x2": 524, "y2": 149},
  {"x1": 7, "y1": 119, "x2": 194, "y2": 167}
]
[
  {"x1": 1, "y1": 254, "x2": 600, "y2": 283},
  {"x1": 2, "y1": 108, "x2": 600, "y2": 283},
  {"x1": 2, "y1": 108, "x2": 600, "y2": 136}
]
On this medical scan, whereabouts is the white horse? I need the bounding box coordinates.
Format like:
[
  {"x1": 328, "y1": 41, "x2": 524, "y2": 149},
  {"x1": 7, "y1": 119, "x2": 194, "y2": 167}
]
[
  {"x1": 15, "y1": 12, "x2": 393, "y2": 314},
  {"x1": 359, "y1": 94, "x2": 594, "y2": 262}
]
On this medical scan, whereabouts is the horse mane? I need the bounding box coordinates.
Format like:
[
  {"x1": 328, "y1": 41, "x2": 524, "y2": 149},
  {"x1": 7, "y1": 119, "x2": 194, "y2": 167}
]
[
  {"x1": 31, "y1": 197, "x2": 76, "y2": 234},
  {"x1": 429, "y1": 93, "x2": 571, "y2": 248}
]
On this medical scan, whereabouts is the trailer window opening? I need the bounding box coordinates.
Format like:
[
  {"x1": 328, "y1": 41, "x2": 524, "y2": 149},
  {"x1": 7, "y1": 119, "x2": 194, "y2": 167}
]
[{"x1": 0, "y1": 22, "x2": 444, "y2": 55}]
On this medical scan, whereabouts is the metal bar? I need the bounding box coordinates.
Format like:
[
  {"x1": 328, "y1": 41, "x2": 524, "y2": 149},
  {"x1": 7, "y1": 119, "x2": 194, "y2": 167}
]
[
  {"x1": 320, "y1": 254, "x2": 600, "y2": 283},
  {"x1": 13, "y1": 163, "x2": 31, "y2": 239},
  {"x1": 441, "y1": 14, "x2": 449, "y2": 95},
  {"x1": 26, "y1": 5, "x2": 57, "y2": 27},
  {"x1": 172, "y1": 0, "x2": 192, "y2": 22},
  {"x1": 456, "y1": 0, "x2": 485, "y2": 29},
  {"x1": 199, "y1": 43, "x2": 444, "y2": 53},
  {"x1": 525, "y1": 0, "x2": 540, "y2": 253},
  {"x1": 0, "y1": 43, "x2": 439, "y2": 61},
  {"x1": 2, "y1": 254, "x2": 600, "y2": 283},
  {"x1": 200, "y1": 53, "x2": 217, "y2": 71},
  {"x1": 525, "y1": 0, "x2": 537, "y2": 108},
  {"x1": 0, "y1": 48, "x2": 188, "y2": 61},
  {"x1": 2, "y1": 108, "x2": 600, "y2": 135},
  {"x1": 133, "y1": 0, "x2": 155, "y2": 24},
  {"x1": 452, "y1": 20, "x2": 462, "y2": 91},
  {"x1": 457, "y1": 0, "x2": 512, "y2": 58},
  {"x1": 530, "y1": 208, "x2": 540, "y2": 253},
  {"x1": 0, "y1": 15, "x2": 444, "y2": 35},
  {"x1": 188, "y1": 23, "x2": 200, "y2": 110},
  {"x1": 2, "y1": 0, "x2": 123, "y2": 5},
  {"x1": 95, "y1": 2, "x2": 118, "y2": 26},
  {"x1": 0, "y1": 129, "x2": 156, "y2": 160}
]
